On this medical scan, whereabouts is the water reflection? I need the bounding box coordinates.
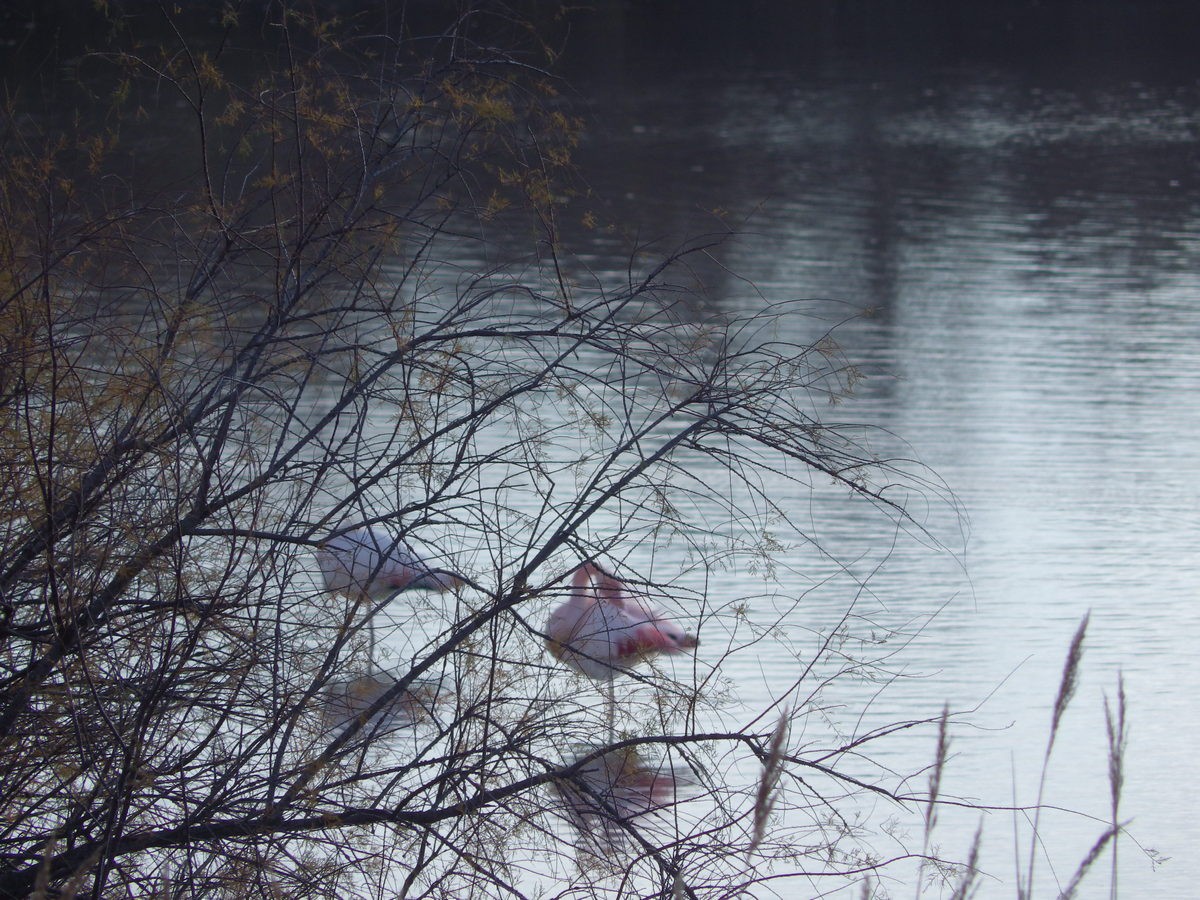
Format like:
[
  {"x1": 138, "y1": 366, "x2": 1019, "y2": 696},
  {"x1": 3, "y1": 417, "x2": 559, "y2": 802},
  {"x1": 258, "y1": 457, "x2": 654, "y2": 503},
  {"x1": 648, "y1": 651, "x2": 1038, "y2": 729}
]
[
  {"x1": 318, "y1": 671, "x2": 446, "y2": 739},
  {"x1": 553, "y1": 744, "x2": 695, "y2": 858}
]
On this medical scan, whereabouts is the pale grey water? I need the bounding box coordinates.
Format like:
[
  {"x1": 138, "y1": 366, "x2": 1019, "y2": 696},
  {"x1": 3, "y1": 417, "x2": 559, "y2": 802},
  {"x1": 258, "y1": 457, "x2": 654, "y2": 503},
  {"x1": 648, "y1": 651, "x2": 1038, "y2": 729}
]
[{"x1": 518, "y1": 50, "x2": 1200, "y2": 898}]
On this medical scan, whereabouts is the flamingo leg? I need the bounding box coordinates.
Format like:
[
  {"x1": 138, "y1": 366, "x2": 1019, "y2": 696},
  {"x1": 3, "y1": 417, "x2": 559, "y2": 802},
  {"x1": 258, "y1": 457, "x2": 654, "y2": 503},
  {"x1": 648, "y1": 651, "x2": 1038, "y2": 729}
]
[
  {"x1": 605, "y1": 673, "x2": 615, "y2": 743},
  {"x1": 361, "y1": 589, "x2": 401, "y2": 673},
  {"x1": 366, "y1": 613, "x2": 377, "y2": 672},
  {"x1": 351, "y1": 589, "x2": 378, "y2": 673}
]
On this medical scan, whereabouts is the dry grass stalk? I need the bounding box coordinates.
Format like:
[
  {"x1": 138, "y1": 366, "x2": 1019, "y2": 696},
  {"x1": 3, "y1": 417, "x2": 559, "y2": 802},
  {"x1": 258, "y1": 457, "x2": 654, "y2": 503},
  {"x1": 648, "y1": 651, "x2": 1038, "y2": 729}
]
[
  {"x1": 924, "y1": 704, "x2": 950, "y2": 836},
  {"x1": 1022, "y1": 613, "x2": 1089, "y2": 900},
  {"x1": 947, "y1": 823, "x2": 982, "y2": 900},
  {"x1": 1049, "y1": 613, "x2": 1090, "y2": 751},
  {"x1": 748, "y1": 709, "x2": 789, "y2": 857},
  {"x1": 1103, "y1": 673, "x2": 1127, "y2": 899},
  {"x1": 1057, "y1": 824, "x2": 1118, "y2": 900}
]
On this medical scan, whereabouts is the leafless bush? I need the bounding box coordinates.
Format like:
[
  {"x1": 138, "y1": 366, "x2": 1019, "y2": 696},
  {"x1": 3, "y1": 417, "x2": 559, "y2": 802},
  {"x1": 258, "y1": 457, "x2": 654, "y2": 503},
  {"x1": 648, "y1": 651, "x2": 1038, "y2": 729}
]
[{"x1": 0, "y1": 4, "x2": 982, "y2": 898}]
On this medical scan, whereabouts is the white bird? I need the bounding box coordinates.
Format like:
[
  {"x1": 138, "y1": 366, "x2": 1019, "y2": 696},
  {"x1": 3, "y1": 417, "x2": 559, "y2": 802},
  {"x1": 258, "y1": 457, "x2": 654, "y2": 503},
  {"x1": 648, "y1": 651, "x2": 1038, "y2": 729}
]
[
  {"x1": 317, "y1": 525, "x2": 460, "y2": 597},
  {"x1": 316, "y1": 525, "x2": 460, "y2": 666},
  {"x1": 546, "y1": 562, "x2": 697, "y2": 733}
]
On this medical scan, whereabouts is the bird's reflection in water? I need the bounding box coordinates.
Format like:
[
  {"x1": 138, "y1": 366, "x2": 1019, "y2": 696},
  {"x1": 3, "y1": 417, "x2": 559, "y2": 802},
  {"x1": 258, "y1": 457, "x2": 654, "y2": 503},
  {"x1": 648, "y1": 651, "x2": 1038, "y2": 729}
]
[
  {"x1": 555, "y1": 744, "x2": 695, "y2": 855},
  {"x1": 318, "y1": 671, "x2": 444, "y2": 739}
]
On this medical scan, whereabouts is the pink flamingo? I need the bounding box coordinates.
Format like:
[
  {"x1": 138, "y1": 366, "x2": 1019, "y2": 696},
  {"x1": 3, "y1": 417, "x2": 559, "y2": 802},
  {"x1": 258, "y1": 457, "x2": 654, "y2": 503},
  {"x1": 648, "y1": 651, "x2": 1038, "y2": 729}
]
[
  {"x1": 546, "y1": 562, "x2": 698, "y2": 731},
  {"x1": 316, "y1": 525, "x2": 460, "y2": 666}
]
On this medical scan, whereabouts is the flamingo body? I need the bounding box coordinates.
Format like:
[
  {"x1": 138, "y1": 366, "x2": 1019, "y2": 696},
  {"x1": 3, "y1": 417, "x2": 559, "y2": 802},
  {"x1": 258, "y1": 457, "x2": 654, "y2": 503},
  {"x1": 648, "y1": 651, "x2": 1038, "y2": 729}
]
[
  {"x1": 317, "y1": 525, "x2": 459, "y2": 599},
  {"x1": 546, "y1": 563, "x2": 697, "y2": 680}
]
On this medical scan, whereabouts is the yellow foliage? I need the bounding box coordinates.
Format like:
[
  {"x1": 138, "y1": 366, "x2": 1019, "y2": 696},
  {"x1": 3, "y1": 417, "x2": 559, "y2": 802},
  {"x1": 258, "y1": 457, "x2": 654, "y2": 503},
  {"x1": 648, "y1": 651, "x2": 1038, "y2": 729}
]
[
  {"x1": 440, "y1": 77, "x2": 517, "y2": 125},
  {"x1": 215, "y1": 97, "x2": 245, "y2": 127}
]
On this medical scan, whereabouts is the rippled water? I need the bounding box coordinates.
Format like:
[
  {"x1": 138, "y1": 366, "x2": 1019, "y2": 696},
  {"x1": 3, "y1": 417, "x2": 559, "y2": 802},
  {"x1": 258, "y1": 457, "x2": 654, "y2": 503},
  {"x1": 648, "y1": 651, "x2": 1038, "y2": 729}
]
[
  {"x1": 535, "y1": 34, "x2": 1200, "y2": 897},
  {"x1": 12, "y1": 5, "x2": 1197, "y2": 894}
]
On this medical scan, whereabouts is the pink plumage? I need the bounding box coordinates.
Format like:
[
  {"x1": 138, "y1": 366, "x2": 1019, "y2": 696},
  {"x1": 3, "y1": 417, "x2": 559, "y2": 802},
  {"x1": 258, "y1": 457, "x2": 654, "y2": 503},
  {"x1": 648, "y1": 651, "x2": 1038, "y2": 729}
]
[{"x1": 546, "y1": 562, "x2": 698, "y2": 680}]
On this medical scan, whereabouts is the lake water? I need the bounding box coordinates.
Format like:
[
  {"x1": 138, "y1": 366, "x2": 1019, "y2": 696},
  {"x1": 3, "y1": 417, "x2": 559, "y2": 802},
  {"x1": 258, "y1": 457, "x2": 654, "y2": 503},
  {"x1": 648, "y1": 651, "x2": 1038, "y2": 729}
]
[
  {"x1": 524, "y1": 9, "x2": 1200, "y2": 896},
  {"x1": 8, "y1": 4, "x2": 1198, "y2": 896}
]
